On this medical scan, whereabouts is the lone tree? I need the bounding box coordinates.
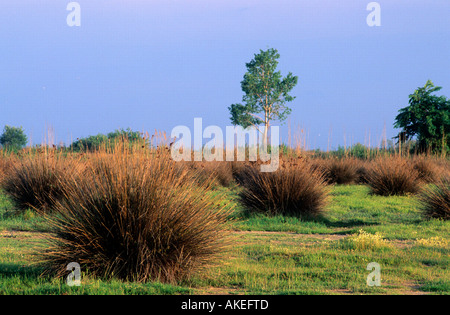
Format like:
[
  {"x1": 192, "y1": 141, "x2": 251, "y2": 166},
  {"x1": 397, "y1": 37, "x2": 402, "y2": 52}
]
[
  {"x1": 394, "y1": 80, "x2": 450, "y2": 153},
  {"x1": 0, "y1": 125, "x2": 27, "y2": 151},
  {"x1": 229, "y1": 48, "x2": 298, "y2": 145}
]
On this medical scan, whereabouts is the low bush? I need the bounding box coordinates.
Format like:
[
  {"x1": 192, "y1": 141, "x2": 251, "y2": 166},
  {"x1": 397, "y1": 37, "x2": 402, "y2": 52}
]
[
  {"x1": 231, "y1": 161, "x2": 253, "y2": 186},
  {"x1": 0, "y1": 156, "x2": 10, "y2": 182},
  {"x1": 415, "y1": 236, "x2": 449, "y2": 248}
]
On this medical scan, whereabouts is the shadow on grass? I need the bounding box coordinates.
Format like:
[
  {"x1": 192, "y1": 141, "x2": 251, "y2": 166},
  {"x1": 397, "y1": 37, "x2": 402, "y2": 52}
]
[
  {"x1": 313, "y1": 216, "x2": 380, "y2": 229},
  {"x1": 0, "y1": 262, "x2": 44, "y2": 278}
]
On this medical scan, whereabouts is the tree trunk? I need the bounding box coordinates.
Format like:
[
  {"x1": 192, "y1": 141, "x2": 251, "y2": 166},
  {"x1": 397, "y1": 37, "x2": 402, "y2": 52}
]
[
  {"x1": 263, "y1": 110, "x2": 269, "y2": 148},
  {"x1": 263, "y1": 124, "x2": 268, "y2": 148}
]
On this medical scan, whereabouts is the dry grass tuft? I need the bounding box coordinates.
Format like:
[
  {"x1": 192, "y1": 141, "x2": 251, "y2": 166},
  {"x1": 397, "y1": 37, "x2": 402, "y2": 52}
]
[
  {"x1": 188, "y1": 161, "x2": 234, "y2": 188},
  {"x1": 412, "y1": 156, "x2": 440, "y2": 184},
  {"x1": 237, "y1": 160, "x2": 329, "y2": 218},
  {"x1": 418, "y1": 176, "x2": 450, "y2": 220},
  {"x1": 313, "y1": 157, "x2": 360, "y2": 185},
  {"x1": 0, "y1": 156, "x2": 10, "y2": 182},
  {"x1": 366, "y1": 156, "x2": 422, "y2": 196},
  {"x1": 39, "y1": 144, "x2": 231, "y2": 283},
  {"x1": 1, "y1": 150, "x2": 84, "y2": 213}
]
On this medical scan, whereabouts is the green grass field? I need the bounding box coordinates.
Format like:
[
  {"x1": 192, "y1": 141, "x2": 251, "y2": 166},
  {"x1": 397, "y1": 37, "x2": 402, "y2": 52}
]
[{"x1": 0, "y1": 185, "x2": 448, "y2": 295}]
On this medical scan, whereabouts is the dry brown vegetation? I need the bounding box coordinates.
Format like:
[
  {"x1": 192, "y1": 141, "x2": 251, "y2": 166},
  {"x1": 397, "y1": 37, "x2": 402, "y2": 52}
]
[
  {"x1": 237, "y1": 159, "x2": 329, "y2": 217},
  {"x1": 365, "y1": 156, "x2": 423, "y2": 196},
  {"x1": 0, "y1": 150, "x2": 85, "y2": 213},
  {"x1": 412, "y1": 155, "x2": 441, "y2": 183},
  {"x1": 1, "y1": 142, "x2": 449, "y2": 284},
  {"x1": 418, "y1": 176, "x2": 450, "y2": 220},
  {"x1": 183, "y1": 160, "x2": 235, "y2": 188},
  {"x1": 311, "y1": 157, "x2": 360, "y2": 185},
  {"x1": 39, "y1": 144, "x2": 231, "y2": 283}
]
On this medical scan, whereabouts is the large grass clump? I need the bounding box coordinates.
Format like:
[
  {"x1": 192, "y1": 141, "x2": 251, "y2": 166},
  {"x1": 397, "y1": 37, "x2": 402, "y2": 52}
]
[
  {"x1": 418, "y1": 177, "x2": 450, "y2": 220},
  {"x1": 366, "y1": 156, "x2": 422, "y2": 196},
  {"x1": 40, "y1": 146, "x2": 231, "y2": 283},
  {"x1": 314, "y1": 157, "x2": 360, "y2": 185},
  {"x1": 0, "y1": 156, "x2": 10, "y2": 181},
  {"x1": 187, "y1": 160, "x2": 234, "y2": 188},
  {"x1": 0, "y1": 150, "x2": 82, "y2": 213},
  {"x1": 237, "y1": 161, "x2": 329, "y2": 218},
  {"x1": 412, "y1": 156, "x2": 440, "y2": 184}
]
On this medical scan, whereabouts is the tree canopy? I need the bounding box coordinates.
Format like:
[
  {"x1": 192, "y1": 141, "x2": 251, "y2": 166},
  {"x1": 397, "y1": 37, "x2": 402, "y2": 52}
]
[
  {"x1": 394, "y1": 80, "x2": 450, "y2": 153},
  {"x1": 229, "y1": 48, "x2": 298, "y2": 144},
  {"x1": 0, "y1": 125, "x2": 28, "y2": 151}
]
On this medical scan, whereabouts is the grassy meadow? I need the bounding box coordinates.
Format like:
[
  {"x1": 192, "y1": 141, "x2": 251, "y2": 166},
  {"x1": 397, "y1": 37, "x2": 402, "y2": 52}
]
[{"x1": 0, "y1": 146, "x2": 449, "y2": 295}]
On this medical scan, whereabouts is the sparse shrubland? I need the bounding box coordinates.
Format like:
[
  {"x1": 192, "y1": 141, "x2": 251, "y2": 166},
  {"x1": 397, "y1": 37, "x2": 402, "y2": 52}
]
[{"x1": 0, "y1": 143, "x2": 449, "y2": 294}]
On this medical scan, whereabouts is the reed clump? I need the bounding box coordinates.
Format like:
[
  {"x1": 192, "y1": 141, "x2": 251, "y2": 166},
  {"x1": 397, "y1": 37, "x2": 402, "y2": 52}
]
[
  {"x1": 366, "y1": 156, "x2": 422, "y2": 196},
  {"x1": 312, "y1": 157, "x2": 360, "y2": 185},
  {"x1": 1, "y1": 149, "x2": 83, "y2": 213},
  {"x1": 418, "y1": 176, "x2": 450, "y2": 220},
  {"x1": 237, "y1": 159, "x2": 329, "y2": 218},
  {"x1": 40, "y1": 143, "x2": 231, "y2": 283}
]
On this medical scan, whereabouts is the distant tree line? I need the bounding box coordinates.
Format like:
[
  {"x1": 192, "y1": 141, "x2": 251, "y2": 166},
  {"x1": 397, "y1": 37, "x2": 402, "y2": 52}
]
[
  {"x1": 394, "y1": 80, "x2": 450, "y2": 155},
  {"x1": 0, "y1": 127, "x2": 148, "y2": 152},
  {"x1": 69, "y1": 128, "x2": 148, "y2": 151},
  {"x1": 0, "y1": 125, "x2": 27, "y2": 152}
]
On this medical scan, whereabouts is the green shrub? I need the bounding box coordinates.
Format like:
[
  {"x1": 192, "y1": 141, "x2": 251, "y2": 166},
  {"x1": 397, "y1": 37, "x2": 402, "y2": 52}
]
[{"x1": 0, "y1": 125, "x2": 28, "y2": 152}]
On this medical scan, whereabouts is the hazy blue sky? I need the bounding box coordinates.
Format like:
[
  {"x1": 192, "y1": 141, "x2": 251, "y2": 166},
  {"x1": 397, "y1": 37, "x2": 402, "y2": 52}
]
[{"x1": 1, "y1": 1, "x2": 449, "y2": 149}]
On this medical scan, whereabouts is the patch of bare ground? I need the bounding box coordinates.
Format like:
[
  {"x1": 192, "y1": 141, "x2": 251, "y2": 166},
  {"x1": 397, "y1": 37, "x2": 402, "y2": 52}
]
[
  {"x1": 328, "y1": 288, "x2": 353, "y2": 295},
  {"x1": 233, "y1": 231, "x2": 418, "y2": 249},
  {"x1": 0, "y1": 229, "x2": 49, "y2": 240},
  {"x1": 197, "y1": 286, "x2": 243, "y2": 295},
  {"x1": 232, "y1": 230, "x2": 346, "y2": 246},
  {"x1": 398, "y1": 282, "x2": 428, "y2": 295}
]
